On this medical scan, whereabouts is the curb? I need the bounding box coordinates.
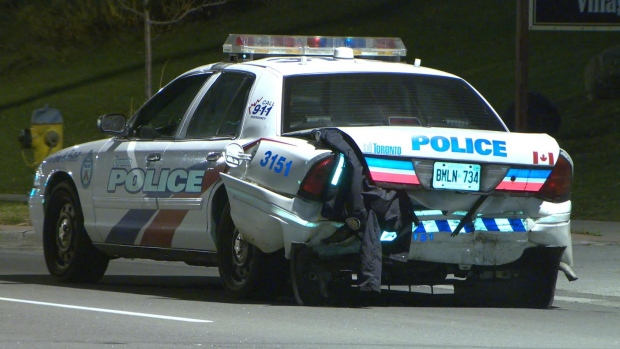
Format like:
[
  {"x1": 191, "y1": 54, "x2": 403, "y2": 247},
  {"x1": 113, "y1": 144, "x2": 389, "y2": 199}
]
[
  {"x1": 0, "y1": 225, "x2": 39, "y2": 250},
  {"x1": 0, "y1": 194, "x2": 28, "y2": 203}
]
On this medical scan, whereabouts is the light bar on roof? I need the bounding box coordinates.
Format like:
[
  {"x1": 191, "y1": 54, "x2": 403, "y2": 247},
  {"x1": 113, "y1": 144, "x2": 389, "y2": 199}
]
[{"x1": 222, "y1": 34, "x2": 407, "y2": 57}]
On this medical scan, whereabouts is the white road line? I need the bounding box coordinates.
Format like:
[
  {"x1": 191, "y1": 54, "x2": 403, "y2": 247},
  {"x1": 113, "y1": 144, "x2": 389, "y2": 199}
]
[
  {"x1": 0, "y1": 297, "x2": 212, "y2": 323},
  {"x1": 554, "y1": 295, "x2": 620, "y2": 308}
]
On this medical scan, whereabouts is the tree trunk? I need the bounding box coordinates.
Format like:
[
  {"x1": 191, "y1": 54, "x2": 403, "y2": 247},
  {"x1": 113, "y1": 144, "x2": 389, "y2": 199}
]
[
  {"x1": 515, "y1": 0, "x2": 528, "y2": 132},
  {"x1": 116, "y1": 0, "x2": 228, "y2": 99},
  {"x1": 144, "y1": 2, "x2": 152, "y2": 99}
]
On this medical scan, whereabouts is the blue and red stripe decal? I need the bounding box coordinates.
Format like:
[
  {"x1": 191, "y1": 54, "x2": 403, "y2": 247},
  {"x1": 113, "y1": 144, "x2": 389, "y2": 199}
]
[
  {"x1": 495, "y1": 168, "x2": 551, "y2": 192},
  {"x1": 105, "y1": 163, "x2": 225, "y2": 246},
  {"x1": 365, "y1": 156, "x2": 419, "y2": 185},
  {"x1": 365, "y1": 155, "x2": 551, "y2": 193},
  {"x1": 105, "y1": 209, "x2": 157, "y2": 245}
]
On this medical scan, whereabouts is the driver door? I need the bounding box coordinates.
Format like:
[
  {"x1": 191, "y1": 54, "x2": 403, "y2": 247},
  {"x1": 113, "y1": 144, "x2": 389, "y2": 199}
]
[{"x1": 92, "y1": 72, "x2": 212, "y2": 245}]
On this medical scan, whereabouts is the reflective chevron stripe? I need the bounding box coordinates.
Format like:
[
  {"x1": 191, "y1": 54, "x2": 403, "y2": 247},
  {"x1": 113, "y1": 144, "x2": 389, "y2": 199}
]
[{"x1": 412, "y1": 217, "x2": 527, "y2": 234}]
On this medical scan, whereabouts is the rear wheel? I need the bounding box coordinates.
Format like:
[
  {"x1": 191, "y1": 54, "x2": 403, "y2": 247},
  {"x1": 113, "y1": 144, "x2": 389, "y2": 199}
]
[
  {"x1": 290, "y1": 243, "x2": 358, "y2": 307},
  {"x1": 454, "y1": 247, "x2": 564, "y2": 309},
  {"x1": 217, "y1": 203, "x2": 287, "y2": 299},
  {"x1": 43, "y1": 182, "x2": 109, "y2": 282},
  {"x1": 291, "y1": 243, "x2": 328, "y2": 306}
]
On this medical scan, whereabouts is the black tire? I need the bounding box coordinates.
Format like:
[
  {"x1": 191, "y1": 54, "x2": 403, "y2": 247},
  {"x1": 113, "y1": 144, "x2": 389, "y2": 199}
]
[
  {"x1": 217, "y1": 203, "x2": 287, "y2": 299},
  {"x1": 454, "y1": 247, "x2": 564, "y2": 309},
  {"x1": 511, "y1": 247, "x2": 563, "y2": 309},
  {"x1": 43, "y1": 182, "x2": 109, "y2": 283},
  {"x1": 290, "y1": 243, "x2": 327, "y2": 306},
  {"x1": 290, "y1": 243, "x2": 358, "y2": 307}
]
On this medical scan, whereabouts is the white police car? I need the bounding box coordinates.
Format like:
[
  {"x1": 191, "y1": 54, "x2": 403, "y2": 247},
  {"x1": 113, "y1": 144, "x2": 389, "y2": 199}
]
[{"x1": 29, "y1": 34, "x2": 575, "y2": 308}]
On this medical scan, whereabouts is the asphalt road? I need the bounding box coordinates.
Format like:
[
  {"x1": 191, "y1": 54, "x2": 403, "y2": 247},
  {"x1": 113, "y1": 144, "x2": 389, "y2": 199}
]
[{"x1": 1, "y1": 222, "x2": 619, "y2": 348}]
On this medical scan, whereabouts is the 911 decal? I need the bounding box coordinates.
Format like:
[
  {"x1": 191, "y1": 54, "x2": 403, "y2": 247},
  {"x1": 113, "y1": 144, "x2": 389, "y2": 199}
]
[
  {"x1": 258, "y1": 150, "x2": 292, "y2": 176},
  {"x1": 252, "y1": 104, "x2": 273, "y2": 116},
  {"x1": 249, "y1": 97, "x2": 274, "y2": 120}
]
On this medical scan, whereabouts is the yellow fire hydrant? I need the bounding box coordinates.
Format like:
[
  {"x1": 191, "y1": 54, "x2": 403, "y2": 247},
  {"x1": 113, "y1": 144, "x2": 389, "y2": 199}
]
[{"x1": 18, "y1": 105, "x2": 63, "y2": 167}]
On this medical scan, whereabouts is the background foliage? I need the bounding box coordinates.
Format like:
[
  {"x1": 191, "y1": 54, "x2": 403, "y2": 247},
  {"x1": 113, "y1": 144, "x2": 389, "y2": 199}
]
[{"x1": 0, "y1": 0, "x2": 618, "y2": 220}]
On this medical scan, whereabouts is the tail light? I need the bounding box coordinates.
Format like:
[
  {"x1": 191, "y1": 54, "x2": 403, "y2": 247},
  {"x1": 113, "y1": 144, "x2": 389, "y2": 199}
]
[
  {"x1": 537, "y1": 154, "x2": 572, "y2": 203},
  {"x1": 297, "y1": 154, "x2": 338, "y2": 201}
]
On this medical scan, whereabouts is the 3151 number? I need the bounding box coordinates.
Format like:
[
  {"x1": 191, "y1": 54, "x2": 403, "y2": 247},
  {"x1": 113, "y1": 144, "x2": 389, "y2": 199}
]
[{"x1": 259, "y1": 150, "x2": 292, "y2": 176}]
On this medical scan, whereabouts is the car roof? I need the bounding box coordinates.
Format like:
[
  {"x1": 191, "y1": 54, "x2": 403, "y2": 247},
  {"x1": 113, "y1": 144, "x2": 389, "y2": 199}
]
[
  {"x1": 244, "y1": 56, "x2": 458, "y2": 77},
  {"x1": 185, "y1": 56, "x2": 460, "y2": 80}
]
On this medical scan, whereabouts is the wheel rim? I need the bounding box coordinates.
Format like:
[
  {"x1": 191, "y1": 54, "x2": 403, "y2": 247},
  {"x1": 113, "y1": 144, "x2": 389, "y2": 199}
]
[
  {"x1": 54, "y1": 203, "x2": 75, "y2": 269},
  {"x1": 230, "y1": 228, "x2": 251, "y2": 285}
]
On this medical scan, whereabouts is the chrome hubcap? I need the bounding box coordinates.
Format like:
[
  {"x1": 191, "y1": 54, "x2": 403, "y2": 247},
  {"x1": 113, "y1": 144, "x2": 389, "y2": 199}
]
[
  {"x1": 233, "y1": 230, "x2": 248, "y2": 265},
  {"x1": 55, "y1": 203, "x2": 74, "y2": 266}
]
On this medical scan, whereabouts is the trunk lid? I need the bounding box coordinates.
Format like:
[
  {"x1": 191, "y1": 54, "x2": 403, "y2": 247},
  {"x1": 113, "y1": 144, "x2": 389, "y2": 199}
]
[{"x1": 338, "y1": 126, "x2": 559, "y2": 167}]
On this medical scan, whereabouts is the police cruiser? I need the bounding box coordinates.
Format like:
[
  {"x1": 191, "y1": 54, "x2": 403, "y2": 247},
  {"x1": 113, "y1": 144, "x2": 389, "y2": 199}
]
[{"x1": 29, "y1": 34, "x2": 575, "y2": 308}]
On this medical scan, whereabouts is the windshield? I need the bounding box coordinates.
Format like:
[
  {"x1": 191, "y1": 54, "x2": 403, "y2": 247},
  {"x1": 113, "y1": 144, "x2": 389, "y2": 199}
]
[{"x1": 282, "y1": 73, "x2": 506, "y2": 133}]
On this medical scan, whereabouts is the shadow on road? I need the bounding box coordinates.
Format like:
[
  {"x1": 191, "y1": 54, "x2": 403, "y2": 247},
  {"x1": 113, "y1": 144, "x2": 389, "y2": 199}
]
[{"x1": 0, "y1": 272, "x2": 556, "y2": 310}]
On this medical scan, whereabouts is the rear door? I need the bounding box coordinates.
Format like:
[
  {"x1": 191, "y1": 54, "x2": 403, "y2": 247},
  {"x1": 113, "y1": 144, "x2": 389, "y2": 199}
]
[{"x1": 149, "y1": 71, "x2": 255, "y2": 251}]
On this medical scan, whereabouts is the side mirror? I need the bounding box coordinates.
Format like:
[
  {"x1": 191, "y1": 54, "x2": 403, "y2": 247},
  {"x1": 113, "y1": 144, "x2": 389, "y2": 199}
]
[
  {"x1": 98, "y1": 114, "x2": 127, "y2": 135},
  {"x1": 224, "y1": 143, "x2": 252, "y2": 168}
]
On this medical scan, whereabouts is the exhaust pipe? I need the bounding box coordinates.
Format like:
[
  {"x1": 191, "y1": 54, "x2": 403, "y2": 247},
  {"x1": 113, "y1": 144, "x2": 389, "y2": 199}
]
[{"x1": 559, "y1": 262, "x2": 578, "y2": 281}]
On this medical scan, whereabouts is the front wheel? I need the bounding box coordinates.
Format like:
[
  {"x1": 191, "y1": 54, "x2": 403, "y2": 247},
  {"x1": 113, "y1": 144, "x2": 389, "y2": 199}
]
[{"x1": 43, "y1": 182, "x2": 109, "y2": 283}]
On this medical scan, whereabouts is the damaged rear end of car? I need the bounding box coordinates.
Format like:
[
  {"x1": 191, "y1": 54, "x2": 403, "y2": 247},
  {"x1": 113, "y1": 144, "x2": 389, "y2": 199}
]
[
  {"x1": 221, "y1": 56, "x2": 575, "y2": 308},
  {"x1": 222, "y1": 127, "x2": 574, "y2": 308}
]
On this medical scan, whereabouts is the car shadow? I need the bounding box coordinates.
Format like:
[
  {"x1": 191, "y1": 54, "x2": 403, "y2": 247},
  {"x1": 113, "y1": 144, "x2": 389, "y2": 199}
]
[
  {"x1": 0, "y1": 273, "x2": 229, "y2": 302},
  {"x1": 0, "y1": 272, "x2": 557, "y2": 309}
]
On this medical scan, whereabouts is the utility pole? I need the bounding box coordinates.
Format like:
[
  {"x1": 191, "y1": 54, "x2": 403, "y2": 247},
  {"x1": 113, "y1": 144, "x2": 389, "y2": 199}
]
[{"x1": 515, "y1": 0, "x2": 529, "y2": 132}]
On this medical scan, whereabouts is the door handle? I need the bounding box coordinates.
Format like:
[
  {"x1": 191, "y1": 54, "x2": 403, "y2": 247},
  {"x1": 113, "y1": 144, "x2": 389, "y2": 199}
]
[
  {"x1": 146, "y1": 153, "x2": 161, "y2": 162},
  {"x1": 206, "y1": 152, "x2": 221, "y2": 162}
]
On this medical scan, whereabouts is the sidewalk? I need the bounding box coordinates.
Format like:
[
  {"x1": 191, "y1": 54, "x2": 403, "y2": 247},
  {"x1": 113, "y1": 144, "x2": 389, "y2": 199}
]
[{"x1": 1, "y1": 221, "x2": 619, "y2": 250}]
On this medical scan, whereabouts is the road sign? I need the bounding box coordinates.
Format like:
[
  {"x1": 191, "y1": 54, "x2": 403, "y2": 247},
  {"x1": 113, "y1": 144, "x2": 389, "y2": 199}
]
[{"x1": 530, "y1": 0, "x2": 620, "y2": 31}]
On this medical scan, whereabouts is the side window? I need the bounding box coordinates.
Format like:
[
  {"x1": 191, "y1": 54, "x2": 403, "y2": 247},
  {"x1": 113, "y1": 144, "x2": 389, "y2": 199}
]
[
  {"x1": 185, "y1": 72, "x2": 253, "y2": 139},
  {"x1": 131, "y1": 73, "x2": 211, "y2": 139}
]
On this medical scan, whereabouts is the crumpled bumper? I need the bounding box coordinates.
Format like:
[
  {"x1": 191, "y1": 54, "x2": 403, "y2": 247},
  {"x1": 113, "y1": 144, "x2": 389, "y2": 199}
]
[{"x1": 221, "y1": 173, "x2": 573, "y2": 271}]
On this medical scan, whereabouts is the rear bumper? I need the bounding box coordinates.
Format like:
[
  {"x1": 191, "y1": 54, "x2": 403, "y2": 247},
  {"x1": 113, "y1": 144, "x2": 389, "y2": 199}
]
[
  {"x1": 221, "y1": 173, "x2": 573, "y2": 266},
  {"x1": 405, "y1": 199, "x2": 573, "y2": 267},
  {"x1": 407, "y1": 219, "x2": 572, "y2": 267}
]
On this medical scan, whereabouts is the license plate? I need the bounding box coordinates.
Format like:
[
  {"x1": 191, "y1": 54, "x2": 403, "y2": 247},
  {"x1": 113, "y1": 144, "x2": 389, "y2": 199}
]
[{"x1": 433, "y1": 162, "x2": 481, "y2": 191}]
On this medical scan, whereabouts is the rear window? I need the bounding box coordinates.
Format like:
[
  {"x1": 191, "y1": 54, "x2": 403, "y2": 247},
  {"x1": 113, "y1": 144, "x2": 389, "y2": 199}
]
[{"x1": 282, "y1": 73, "x2": 505, "y2": 133}]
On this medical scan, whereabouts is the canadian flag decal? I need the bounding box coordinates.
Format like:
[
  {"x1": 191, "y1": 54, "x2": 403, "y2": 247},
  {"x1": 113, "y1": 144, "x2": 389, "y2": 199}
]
[{"x1": 533, "y1": 151, "x2": 555, "y2": 165}]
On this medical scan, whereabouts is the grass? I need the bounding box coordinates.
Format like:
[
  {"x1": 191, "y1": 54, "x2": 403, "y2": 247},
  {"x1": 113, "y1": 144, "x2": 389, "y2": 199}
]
[
  {"x1": 0, "y1": 202, "x2": 31, "y2": 226},
  {"x1": 1, "y1": 0, "x2": 619, "y2": 220}
]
